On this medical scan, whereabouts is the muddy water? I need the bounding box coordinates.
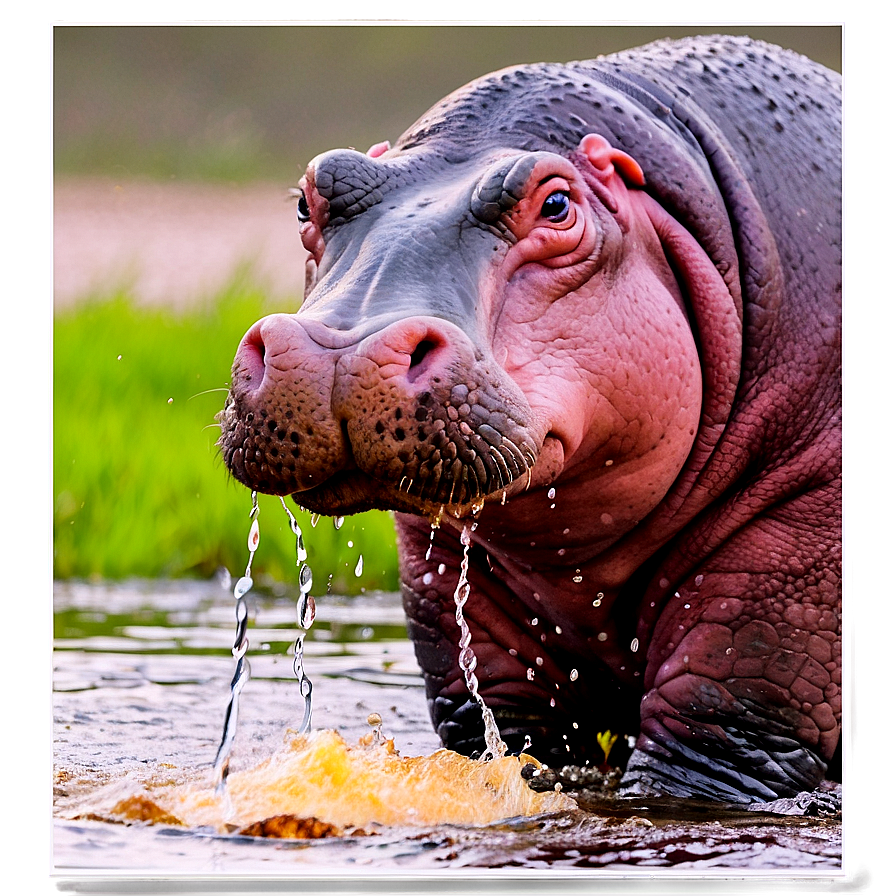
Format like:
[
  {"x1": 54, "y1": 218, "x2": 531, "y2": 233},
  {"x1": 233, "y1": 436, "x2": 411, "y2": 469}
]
[{"x1": 53, "y1": 578, "x2": 842, "y2": 884}]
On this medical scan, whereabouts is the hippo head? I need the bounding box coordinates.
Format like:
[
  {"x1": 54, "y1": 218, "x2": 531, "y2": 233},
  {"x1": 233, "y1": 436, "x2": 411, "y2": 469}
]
[
  {"x1": 220, "y1": 136, "x2": 700, "y2": 521},
  {"x1": 218, "y1": 129, "x2": 704, "y2": 533}
]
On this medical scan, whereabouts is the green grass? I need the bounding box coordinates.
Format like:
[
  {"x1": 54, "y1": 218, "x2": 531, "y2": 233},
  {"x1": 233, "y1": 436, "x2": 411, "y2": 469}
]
[{"x1": 53, "y1": 284, "x2": 399, "y2": 594}]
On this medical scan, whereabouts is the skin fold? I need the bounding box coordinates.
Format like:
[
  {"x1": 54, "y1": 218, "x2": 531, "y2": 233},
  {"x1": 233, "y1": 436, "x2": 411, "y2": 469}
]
[{"x1": 218, "y1": 35, "x2": 841, "y2": 803}]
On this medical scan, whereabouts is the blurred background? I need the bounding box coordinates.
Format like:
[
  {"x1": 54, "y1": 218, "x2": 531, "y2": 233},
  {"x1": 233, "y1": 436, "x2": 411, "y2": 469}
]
[{"x1": 53, "y1": 24, "x2": 842, "y2": 591}]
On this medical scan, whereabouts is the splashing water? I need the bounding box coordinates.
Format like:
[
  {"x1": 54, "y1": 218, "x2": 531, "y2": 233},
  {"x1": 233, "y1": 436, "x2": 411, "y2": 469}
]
[
  {"x1": 213, "y1": 492, "x2": 261, "y2": 794},
  {"x1": 453, "y1": 523, "x2": 507, "y2": 761}
]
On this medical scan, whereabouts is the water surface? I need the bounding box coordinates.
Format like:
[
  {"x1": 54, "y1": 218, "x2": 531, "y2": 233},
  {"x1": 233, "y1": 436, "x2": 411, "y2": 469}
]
[{"x1": 53, "y1": 578, "x2": 843, "y2": 885}]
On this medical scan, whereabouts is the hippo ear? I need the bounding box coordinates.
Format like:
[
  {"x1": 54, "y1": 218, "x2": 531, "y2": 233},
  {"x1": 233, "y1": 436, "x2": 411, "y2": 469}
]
[
  {"x1": 366, "y1": 140, "x2": 391, "y2": 158},
  {"x1": 578, "y1": 134, "x2": 646, "y2": 188}
]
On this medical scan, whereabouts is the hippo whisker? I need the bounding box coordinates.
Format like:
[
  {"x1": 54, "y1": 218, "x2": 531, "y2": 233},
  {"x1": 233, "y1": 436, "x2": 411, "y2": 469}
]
[
  {"x1": 500, "y1": 437, "x2": 529, "y2": 473},
  {"x1": 189, "y1": 387, "x2": 231, "y2": 400},
  {"x1": 488, "y1": 445, "x2": 512, "y2": 486}
]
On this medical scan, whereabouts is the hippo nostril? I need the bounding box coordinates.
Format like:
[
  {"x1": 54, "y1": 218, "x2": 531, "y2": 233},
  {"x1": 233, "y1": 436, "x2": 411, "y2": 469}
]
[
  {"x1": 248, "y1": 328, "x2": 266, "y2": 364},
  {"x1": 409, "y1": 340, "x2": 437, "y2": 371}
]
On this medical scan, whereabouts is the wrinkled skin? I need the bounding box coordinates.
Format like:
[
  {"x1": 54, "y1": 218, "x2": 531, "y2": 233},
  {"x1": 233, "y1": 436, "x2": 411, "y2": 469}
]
[{"x1": 218, "y1": 36, "x2": 841, "y2": 804}]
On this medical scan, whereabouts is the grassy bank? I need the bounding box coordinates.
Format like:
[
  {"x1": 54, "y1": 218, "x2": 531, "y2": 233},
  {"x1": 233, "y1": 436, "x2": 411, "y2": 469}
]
[{"x1": 53, "y1": 286, "x2": 399, "y2": 593}]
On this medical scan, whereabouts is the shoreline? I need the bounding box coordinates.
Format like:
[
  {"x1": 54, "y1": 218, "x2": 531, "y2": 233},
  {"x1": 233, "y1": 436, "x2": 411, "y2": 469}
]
[{"x1": 54, "y1": 176, "x2": 308, "y2": 311}]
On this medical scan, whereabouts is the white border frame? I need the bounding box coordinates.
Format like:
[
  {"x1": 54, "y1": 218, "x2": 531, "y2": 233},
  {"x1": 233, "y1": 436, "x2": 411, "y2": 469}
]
[{"x1": 0, "y1": 0, "x2": 896, "y2": 894}]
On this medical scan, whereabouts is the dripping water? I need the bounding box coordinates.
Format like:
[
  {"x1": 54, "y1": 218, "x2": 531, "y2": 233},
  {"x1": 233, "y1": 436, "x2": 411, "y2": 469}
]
[
  {"x1": 213, "y1": 491, "x2": 260, "y2": 795},
  {"x1": 425, "y1": 507, "x2": 444, "y2": 561},
  {"x1": 453, "y1": 523, "x2": 507, "y2": 762},
  {"x1": 280, "y1": 496, "x2": 315, "y2": 735}
]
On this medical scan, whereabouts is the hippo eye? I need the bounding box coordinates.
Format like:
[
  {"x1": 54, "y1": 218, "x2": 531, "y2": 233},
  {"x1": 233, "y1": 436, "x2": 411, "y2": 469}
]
[
  {"x1": 296, "y1": 191, "x2": 311, "y2": 222},
  {"x1": 540, "y1": 190, "x2": 570, "y2": 222}
]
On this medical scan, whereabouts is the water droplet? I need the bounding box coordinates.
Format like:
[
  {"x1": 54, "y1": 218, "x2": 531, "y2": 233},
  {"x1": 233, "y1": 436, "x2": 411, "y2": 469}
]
[
  {"x1": 247, "y1": 518, "x2": 260, "y2": 553},
  {"x1": 367, "y1": 712, "x2": 382, "y2": 727},
  {"x1": 117, "y1": 354, "x2": 122, "y2": 360},
  {"x1": 508, "y1": 648, "x2": 518, "y2": 657},
  {"x1": 311, "y1": 513, "x2": 320, "y2": 527},
  {"x1": 605, "y1": 459, "x2": 614, "y2": 466},
  {"x1": 437, "y1": 563, "x2": 446, "y2": 575},
  {"x1": 167, "y1": 397, "x2": 173, "y2": 404},
  {"x1": 573, "y1": 572, "x2": 583, "y2": 583},
  {"x1": 297, "y1": 593, "x2": 315, "y2": 630},
  {"x1": 557, "y1": 548, "x2": 566, "y2": 556},
  {"x1": 531, "y1": 617, "x2": 538, "y2": 626},
  {"x1": 597, "y1": 632, "x2": 607, "y2": 641},
  {"x1": 630, "y1": 637, "x2": 639, "y2": 653},
  {"x1": 555, "y1": 625, "x2": 563, "y2": 635},
  {"x1": 299, "y1": 562, "x2": 313, "y2": 594},
  {"x1": 569, "y1": 668, "x2": 579, "y2": 682},
  {"x1": 334, "y1": 516, "x2": 345, "y2": 530},
  {"x1": 425, "y1": 511, "x2": 443, "y2": 560},
  {"x1": 354, "y1": 555, "x2": 364, "y2": 577},
  {"x1": 526, "y1": 668, "x2": 535, "y2": 681},
  {"x1": 547, "y1": 487, "x2": 556, "y2": 499},
  {"x1": 460, "y1": 646, "x2": 477, "y2": 670},
  {"x1": 695, "y1": 574, "x2": 705, "y2": 587},
  {"x1": 233, "y1": 576, "x2": 253, "y2": 600},
  {"x1": 360, "y1": 626, "x2": 374, "y2": 640},
  {"x1": 550, "y1": 698, "x2": 556, "y2": 708},
  {"x1": 535, "y1": 656, "x2": 544, "y2": 666},
  {"x1": 280, "y1": 500, "x2": 308, "y2": 563}
]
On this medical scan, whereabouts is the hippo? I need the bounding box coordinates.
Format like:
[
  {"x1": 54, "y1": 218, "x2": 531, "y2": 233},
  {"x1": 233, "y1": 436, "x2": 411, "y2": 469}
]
[{"x1": 218, "y1": 35, "x2": 841, "y2": 805}]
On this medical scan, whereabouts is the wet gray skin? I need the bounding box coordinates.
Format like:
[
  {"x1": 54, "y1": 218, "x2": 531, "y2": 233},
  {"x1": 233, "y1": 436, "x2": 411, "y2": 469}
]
[{"x1": 218, "y1": 35, "x2": 841, "y2": 807}]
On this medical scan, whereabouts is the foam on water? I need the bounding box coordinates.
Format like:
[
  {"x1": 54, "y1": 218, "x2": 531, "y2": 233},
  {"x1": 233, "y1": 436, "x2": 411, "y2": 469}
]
[{"x1": 69, "y1": 728, "x2": 573, "y2": 833}]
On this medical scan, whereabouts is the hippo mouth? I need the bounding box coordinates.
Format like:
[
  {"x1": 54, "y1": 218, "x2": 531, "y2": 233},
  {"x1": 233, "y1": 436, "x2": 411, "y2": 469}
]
[{"x1": 216, "y1": 315, "x2": 548, "y2": 519}]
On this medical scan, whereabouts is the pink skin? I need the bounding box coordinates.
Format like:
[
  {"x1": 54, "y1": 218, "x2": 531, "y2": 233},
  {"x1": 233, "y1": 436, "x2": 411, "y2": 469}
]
[
  {"x1": 392, "y1": 137, "x2": 705, "y2": 737},
  {"x1": 428, "y1": 137, "x2": 702, "y2": 569}
]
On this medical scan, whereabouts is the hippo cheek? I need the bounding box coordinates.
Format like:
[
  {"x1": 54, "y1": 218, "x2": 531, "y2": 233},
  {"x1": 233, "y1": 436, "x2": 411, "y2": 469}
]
[
  {"x1": 329, "y1": 317, "x2": 543, "y2": 515},
  {"x1": 218, "y1": 314, "x2": 351, "y2": 496}
]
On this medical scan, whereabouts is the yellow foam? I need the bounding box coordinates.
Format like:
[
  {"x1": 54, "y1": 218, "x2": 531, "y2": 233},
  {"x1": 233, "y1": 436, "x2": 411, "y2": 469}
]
[{"x1": 103, "y1": 729, "x2": 575, "y2": 833}]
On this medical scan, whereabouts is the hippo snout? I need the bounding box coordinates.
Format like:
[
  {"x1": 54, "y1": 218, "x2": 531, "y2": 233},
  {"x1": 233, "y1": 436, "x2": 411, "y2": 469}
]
[
  {"x1": 218, "y1": 311, "x2": 542, "y2": 516},
  {"x1": 218, "y1": 313, "x2": 352, "y2": 497}
]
